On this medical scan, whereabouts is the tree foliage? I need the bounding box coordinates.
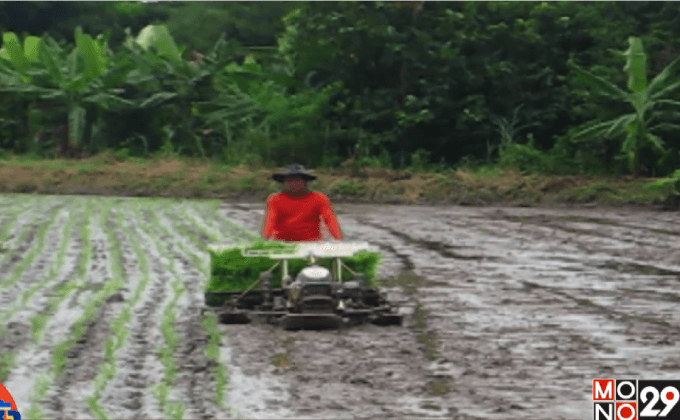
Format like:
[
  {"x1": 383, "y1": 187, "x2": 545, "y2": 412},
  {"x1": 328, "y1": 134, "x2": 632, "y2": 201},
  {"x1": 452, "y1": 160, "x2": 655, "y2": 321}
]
[{"x1": 1, "y1": 2, "x2": 680, "y2": 175}]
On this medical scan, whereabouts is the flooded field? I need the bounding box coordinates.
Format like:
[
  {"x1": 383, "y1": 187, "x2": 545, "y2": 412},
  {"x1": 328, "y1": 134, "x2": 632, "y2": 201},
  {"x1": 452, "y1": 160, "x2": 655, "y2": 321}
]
[{"x1": 1, "y1": 193, "x2": 679, "y2": 419}]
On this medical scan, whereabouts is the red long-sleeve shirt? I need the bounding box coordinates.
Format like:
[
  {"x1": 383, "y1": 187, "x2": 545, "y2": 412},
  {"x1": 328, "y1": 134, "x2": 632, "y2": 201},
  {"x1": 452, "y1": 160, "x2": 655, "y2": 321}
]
[{"x1": 262, "y1": 192, "x2": 343, "y2": 241}]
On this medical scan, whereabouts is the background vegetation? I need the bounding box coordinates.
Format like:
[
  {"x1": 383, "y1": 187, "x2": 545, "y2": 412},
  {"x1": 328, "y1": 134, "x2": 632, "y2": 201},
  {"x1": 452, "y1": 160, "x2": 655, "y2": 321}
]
[{"x1": 2, "y1": 1, "x2": 680, "y2": 182}]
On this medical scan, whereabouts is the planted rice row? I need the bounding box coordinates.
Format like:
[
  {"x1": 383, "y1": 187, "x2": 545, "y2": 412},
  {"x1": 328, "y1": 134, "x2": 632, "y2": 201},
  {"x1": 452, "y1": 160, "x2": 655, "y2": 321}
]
[
  {"x1": 2, "y1": 205, "x2": 76, "y2": 321},
  {"x1": 25, "y1": 200, "x2": 121, "y2": 419},
  {"x1": 24, "y1": 198, "x2": 97, "y2": 420},
  {"x1": 1, "y1": 196, "x2": 251, "y2": 418},
  {"x1": 159, "y1": 202, "x2": 232, "y2": 408},
  {"x1": 128, "y1": 202, "x2": 187, "y2": 419},
  {"x1": 0, "y1": 200, "x2": 67, "y2": 383},
  {"x1": 87, "y1": 205, "x2": 156, "y2": 419}
]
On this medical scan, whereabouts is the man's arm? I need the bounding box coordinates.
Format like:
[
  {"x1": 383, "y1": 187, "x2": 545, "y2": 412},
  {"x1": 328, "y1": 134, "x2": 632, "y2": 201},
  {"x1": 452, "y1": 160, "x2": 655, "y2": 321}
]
[
  {"x1": 262, "y1": 195, "x2": 278, "y2": 239},
  {"x1": 318, "y1": 194, "x2": 343, "y2": 240}
]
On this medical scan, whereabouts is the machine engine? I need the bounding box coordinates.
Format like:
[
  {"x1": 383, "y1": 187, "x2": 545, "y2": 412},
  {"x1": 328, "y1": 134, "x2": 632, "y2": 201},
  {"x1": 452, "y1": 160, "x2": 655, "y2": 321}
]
[{"x1": 287, "y1": 265, "x2": 337, "y2": 313}]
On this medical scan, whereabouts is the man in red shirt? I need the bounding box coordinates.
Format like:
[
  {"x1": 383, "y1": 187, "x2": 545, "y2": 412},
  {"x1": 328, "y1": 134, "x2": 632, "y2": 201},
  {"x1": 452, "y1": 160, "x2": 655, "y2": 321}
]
[{"x1": 262, "y1": 164, "x2": 344, "y2": 242}]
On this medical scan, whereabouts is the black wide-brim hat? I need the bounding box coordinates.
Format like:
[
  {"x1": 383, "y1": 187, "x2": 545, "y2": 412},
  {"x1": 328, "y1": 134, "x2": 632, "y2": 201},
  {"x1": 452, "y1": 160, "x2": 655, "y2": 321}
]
[{"x1": 272, "y1": 164, "x2": 317, "y2": 182}]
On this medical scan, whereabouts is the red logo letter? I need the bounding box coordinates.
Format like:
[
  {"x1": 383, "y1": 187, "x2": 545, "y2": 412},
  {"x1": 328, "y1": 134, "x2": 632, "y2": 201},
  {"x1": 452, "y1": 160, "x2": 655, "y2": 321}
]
[{"x1": 594, "y1": 379, "x2": 615, "y2": 401}]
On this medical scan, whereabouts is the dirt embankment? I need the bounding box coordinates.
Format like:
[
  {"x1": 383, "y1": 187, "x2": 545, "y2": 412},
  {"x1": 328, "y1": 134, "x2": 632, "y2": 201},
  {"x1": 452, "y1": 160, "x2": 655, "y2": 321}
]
[{"x1": 0, "y1": 153, "x2": 675, "y2": 208}]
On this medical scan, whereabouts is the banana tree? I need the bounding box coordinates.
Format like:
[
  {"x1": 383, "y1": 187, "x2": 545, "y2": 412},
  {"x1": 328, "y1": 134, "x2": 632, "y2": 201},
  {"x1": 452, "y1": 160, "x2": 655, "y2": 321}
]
[
  {"x1": 0, "y1": 32, "x2": 42, "y2": 82},
  {"x1": 0, "y1": 33, "x2": 44, "y2": 147},
  {"x1": 121, "y1": 25, "x2": 240, "y2": 157},
  {"x1": 0, "y1": 29, "x2": 134, "y2": 155},
  {"x1": 198, "y1": 53, "x2": 336, "y2": 165},
  {"x1": 568, "y1": 37, "x2": 680, "y2": 174}
]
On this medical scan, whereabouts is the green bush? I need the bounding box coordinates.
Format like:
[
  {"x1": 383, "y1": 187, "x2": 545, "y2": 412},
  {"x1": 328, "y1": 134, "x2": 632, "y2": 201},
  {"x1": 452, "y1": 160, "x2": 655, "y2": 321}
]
[
  {"x1": 644, "y1": 169, "x2": 680, "y2": 205},
  {"x1": 207, "y1": 240, "x2": 382, "y2": 291},
  {"x1": 499, "y1": 142, "x2": 551, "y2": 173},
  {"x1": 329, "y1": 180, "x2": 369, "y2": 196}
]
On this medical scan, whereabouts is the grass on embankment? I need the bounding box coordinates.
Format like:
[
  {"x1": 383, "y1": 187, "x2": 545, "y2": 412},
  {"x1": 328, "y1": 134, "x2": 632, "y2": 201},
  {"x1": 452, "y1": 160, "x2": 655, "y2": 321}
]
[{"x1": 0, "y1": 151, "x2": 677, "y2": 207}]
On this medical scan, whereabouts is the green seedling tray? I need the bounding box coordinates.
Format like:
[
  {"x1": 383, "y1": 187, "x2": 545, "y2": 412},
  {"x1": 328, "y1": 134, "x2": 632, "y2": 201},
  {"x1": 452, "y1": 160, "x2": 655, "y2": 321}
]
[{"x1": 206, "y1": 240, "x2": 382, "y2": 293}]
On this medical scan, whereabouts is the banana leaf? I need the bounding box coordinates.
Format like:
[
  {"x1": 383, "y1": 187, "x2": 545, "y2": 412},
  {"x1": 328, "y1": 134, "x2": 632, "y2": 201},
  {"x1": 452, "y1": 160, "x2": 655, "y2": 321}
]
[
  {"x1": 23, "y1": 36, "x2": 41, "y2": 63},
  {"x1": 568, "y1": 61, "x2": 629, "y2": 101},
  {"x1": 623, "y1": 37, "x2": 647, "y2": 93},
  {"x1": 39, "y1": 39, "x2": 63, "y2": 84},
  {"x1": 604, "y1": 114, "x2": 636, "y2": 138},
  {"x1": 83, "y1": 92, "x2": 134, "y2": 110},
  {"x1": 75, "y1": 28, "x2": 106, "y2": 81},
  {"x1": 1, "y1": 33, "x2": 29, "y2": 80},
  {"x1": 571, "y1": 119, "x2": 619, "y2": 141},
  {"x1": 649, "y1": 56, "x2": 680, "y2": 97},
  {"x1": 139, "y1": 92, "x2": 178, "y2": 109},
  {"x1": 135, "y1": 25, "x2": 183, "y2": 64}
]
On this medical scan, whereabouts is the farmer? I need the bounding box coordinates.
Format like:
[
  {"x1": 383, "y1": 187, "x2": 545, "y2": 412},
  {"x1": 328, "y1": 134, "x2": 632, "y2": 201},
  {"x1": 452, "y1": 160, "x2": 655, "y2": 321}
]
[{"x1": 262, "y1": 164, "x2": 344, "y2": 242}]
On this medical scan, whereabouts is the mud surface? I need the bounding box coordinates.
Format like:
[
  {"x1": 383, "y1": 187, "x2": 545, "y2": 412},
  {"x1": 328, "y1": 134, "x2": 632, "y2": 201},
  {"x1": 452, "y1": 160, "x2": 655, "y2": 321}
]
[
  {"x1": 215, "y1": 203, "x2": 680, "y2": 419},
  {"x1": 1, "y1": 195, "x2": 679, "y2": 419}
]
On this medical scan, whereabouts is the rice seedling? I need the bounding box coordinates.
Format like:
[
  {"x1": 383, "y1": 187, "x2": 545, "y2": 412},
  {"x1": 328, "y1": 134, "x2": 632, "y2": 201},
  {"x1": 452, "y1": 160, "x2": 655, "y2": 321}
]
[
  {"x1": 143, "y1": 201, "x2": 231, "y2": 409},
  {"x1": 202, "y1": 311, "x2": 229, "y2": 408},
  {"x1": 0, "y1": 197, "x2": 53, "y2": 269},
  {"x1": 207, "y1": 240, "x2": 381, "y2": 291},
  {"x1": 157, "y1": 205, "x2": 210, "y2": 274},
  {"x1": 0, "y1": 196, "x2": 38, "y2": 242},
  {"x1": 155, "y1": 284, "x2": 186, "y2": 420},
  {"x1": 0, "y1": 199, "x2": 72, "y2": 388},
  {"x1": 178, "y1": 202, "x2": 220, "y2": 245},
  {"x1": 129, "y1": 201, "x2": 199, "y2": 418},
  {"x1": 0, "y1": 198, "x2": 66, "y2": 293},
  {"x1": 201, "y1": 200, "x2": 258, "y2": 242},
  {"x1": 86, "y1": 204, "x2": 153, "y2": 419},
  {"x1": 29, "y1": 199, "x2": 95, "y2": 340},
  {"x1": 23, "y1": 199, "x2": 99, "y2": 418},
  {"x1": 0, "y1": 352, "x2": 15, "y2": 383},
  {"x1": 23, "y1": 376, "x2": 50, "y2": 420},
  {"x1": 0, "y1": 204, "x2": 78, "y2": 320},
  {"x1": 53, "y1": 201, "x2": 123, "y2": 377}
]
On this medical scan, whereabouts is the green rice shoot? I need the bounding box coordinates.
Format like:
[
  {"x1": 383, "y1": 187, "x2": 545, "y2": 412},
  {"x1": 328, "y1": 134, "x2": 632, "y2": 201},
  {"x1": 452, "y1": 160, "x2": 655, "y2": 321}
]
[{"x1": 207, "y1": 240, "x2": 382, "y2": 291}]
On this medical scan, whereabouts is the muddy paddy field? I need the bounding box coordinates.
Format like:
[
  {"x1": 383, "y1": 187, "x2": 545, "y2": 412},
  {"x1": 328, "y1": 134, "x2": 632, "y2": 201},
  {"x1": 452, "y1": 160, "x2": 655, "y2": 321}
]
[{"x1": 1, "y1": 193, "x2": 679, "y2": 419}]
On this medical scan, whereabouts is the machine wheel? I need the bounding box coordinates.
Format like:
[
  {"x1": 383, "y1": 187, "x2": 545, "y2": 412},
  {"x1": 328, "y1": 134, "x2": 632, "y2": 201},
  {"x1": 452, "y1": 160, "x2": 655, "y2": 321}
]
[
  {"x1": 372, "y1": 314, "x2": 403, "y2": 326},
  {"x1": 219, "y1": 311, "x2": 251, "y2": 324}
]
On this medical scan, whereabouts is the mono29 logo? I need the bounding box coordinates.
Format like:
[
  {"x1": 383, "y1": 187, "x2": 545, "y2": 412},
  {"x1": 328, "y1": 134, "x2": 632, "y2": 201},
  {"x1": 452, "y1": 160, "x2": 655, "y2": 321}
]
[
  {"x1": 593, "y1": 379, "x2": 680, "y2": 420},
  {"x1": 0, "y1": 382, "x2": 20, "y2": 420}
]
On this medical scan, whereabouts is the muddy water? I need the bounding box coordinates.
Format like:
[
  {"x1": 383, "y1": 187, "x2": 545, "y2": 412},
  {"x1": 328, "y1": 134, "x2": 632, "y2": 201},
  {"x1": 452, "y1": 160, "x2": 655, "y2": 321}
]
[
  {"x1": 216, "y1": 203, "x2": 680, "y2": 420},
  {"x1": 2, "y1": 196, "x2": 680, "y2": 419}
]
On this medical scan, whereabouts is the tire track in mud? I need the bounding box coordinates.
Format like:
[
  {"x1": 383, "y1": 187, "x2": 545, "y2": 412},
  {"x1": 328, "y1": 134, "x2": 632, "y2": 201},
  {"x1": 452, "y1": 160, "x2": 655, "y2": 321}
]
[
  {"x1": 479, "y1": 210, "x2": 680, "y2": 256},
  {"x1": 484, "y1": 210, "x2": 680, "y2": 238},
  {"x1": 349, "y1": 206, "x2": 680, "y2": 419},
  {"x1": 94, "y1": 202, "x2": 171, "y2": 420},
  {"x1": 522, "y1": 280, "x2": 680, "y2": 333},
  {"x1": 45, "y1": 204, "x2": 137, "y2": 419},
  {"x1": 354, "y1": 229, "x2": 458, "y2": 406},
  {"x1": 157, "y1": 204, "x2": 229, "y2": 418},
  {"x1": 348, "y1": 216, "x2": 520, "y2": 418},
  {"x1": 358, "y1": 218, "x2": 495, "y2": 262}
]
